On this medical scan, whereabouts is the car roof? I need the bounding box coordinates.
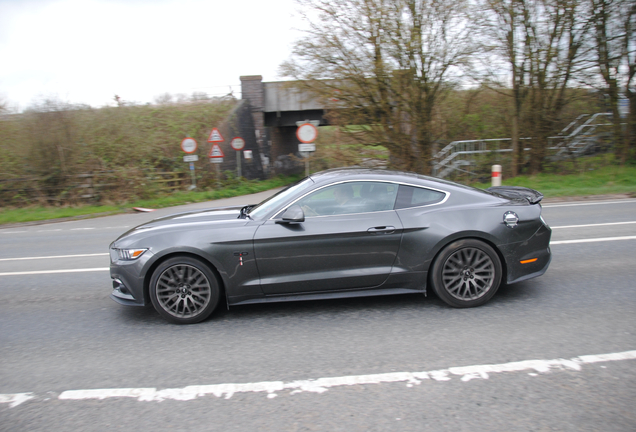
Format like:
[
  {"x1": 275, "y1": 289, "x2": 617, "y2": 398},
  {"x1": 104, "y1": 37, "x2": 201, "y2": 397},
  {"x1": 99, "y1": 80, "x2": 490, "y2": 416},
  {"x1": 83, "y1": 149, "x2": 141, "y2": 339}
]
[{"x1": 308, "y1": 168, "x2": 496, "y2": 199}]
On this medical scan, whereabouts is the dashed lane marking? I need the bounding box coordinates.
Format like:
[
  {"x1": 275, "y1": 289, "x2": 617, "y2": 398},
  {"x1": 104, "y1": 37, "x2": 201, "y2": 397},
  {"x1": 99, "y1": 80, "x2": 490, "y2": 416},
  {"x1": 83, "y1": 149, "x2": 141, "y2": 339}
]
[
  {"x1": 0, "y1": 199, "x2": 633, "y2": 234},
  {"x1": 550, "y1": 235, "x2": 636, "y2": 245},
  {"x1": 1, "y1": 234, "x2": 635, "y2": 276},
  {"x1": 0, "y1": 226, "x2": 130, "y2": 234},
  {"x1": 1, "y1": 349, "x2": 634, "y2": 408},
  {"x1": 0, "y1": 253, "x2": 109, "y2": 262},
  {"x1": 543, "y1": 199, "x2": 636, "y2": 208},
  {"x1": 551, "y1": 221, "x2": 636, "y2": 229},
  {"x1": 0, "y1": 268, "x2": 109, "y2": 276}
]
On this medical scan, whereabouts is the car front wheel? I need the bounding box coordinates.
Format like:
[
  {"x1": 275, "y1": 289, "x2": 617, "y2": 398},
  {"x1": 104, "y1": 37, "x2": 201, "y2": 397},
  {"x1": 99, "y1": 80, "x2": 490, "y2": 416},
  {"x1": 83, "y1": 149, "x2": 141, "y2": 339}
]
[
  {"x1": 431, "y1": 239, "x2": 502, "y2": 308},
  {"x1": 149, "y1": 256, "x2": 220, "y2": 324}
]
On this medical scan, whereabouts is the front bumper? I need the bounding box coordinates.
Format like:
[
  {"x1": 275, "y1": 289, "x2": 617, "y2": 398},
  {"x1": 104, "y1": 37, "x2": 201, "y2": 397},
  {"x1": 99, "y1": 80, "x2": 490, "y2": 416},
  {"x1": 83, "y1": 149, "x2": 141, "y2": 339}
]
[
  {"x1": 109, "y1": 247, "x2": 154, "y2": 307},
  {"x1": 111, "y1": 277, "x2": 144, "y2": 306}
]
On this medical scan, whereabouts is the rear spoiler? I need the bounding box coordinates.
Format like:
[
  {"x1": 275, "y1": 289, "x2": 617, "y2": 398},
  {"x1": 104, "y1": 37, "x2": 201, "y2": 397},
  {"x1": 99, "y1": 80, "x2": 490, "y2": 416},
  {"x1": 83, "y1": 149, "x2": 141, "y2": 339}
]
[{"x1": 486, "y1": 186, "x2": 544, "y2": 204}]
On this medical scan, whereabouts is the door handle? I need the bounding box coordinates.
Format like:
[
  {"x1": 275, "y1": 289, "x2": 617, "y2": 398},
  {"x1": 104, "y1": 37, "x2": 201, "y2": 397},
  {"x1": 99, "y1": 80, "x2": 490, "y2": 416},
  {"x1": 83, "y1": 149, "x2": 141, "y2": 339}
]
[{"x1": 367, "y1": 226, "x2": 396, "y2": 234}]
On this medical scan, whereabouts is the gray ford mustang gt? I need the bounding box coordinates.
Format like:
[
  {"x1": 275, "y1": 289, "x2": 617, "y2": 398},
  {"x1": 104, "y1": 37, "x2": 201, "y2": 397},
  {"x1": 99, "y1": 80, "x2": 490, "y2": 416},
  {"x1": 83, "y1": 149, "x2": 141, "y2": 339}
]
[{"x1": 110, "y1": 168, "x2": 551, "y2": 324}]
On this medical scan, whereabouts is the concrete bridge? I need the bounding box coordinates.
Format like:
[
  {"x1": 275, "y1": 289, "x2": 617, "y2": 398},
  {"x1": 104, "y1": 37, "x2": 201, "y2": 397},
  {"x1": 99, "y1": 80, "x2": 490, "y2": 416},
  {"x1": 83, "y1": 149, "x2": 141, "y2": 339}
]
[{"x1": 240, "y1": 75, "x2": 329, "y2": 174}]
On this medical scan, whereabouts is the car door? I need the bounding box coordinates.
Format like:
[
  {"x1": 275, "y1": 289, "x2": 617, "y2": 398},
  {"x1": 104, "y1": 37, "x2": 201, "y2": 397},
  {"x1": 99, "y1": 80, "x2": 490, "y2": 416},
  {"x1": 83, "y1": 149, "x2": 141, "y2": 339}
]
[{"x1": 252, "y1": 181, "x2": 403, "y2": 295}]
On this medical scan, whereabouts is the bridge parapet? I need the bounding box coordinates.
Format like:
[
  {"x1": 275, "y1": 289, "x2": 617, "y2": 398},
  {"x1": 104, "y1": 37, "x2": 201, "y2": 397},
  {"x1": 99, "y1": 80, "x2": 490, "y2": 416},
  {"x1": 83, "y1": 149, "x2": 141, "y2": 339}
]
[{"x1": 263, "y1": 81, "x2": 325, "y2": 112}]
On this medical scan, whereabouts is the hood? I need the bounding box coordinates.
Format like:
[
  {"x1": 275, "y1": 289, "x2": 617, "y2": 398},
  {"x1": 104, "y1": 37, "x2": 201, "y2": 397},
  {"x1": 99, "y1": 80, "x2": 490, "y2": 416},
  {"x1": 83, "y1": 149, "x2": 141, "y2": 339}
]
[{"x1": 114, "y1": 205, "x2": 247, "y2": 242}]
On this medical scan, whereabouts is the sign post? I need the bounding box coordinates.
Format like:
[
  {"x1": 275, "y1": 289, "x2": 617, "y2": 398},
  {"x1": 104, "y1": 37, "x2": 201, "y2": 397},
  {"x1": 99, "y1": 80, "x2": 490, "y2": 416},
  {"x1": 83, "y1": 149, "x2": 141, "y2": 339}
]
[
  {"x1": 296, "y1": 121, "x2": 319, "y2": 177},
  {"x1": 208, "y1": 143, "x2": 225, "y2": 188},
  {"x1": 181, "y1": 137, "x2": 198, "y2": 190},
  {"x1": 231, "y1": 137, "x2": 246, "y2": 178}
]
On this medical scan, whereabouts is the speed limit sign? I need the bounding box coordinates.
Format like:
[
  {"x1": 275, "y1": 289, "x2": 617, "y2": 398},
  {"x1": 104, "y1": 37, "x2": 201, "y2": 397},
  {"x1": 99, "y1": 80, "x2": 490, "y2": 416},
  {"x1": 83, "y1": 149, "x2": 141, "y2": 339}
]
[
  {"x1": 231, "y1": 137, "x2": 246, "y2": 151},
  {"x1": 180, "y1": 137, "x2": 198, "y2": 154},
  {"x1": 296, "y1": 123, "x2": 318, "y2": 143}
]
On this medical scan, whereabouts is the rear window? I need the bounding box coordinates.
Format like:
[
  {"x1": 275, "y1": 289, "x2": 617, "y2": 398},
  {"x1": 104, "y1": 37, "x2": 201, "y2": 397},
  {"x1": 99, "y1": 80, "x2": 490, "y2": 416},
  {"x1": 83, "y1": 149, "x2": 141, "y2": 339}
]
[{"x1": 395, "y1": 185, "x2": 446, "y2": 209}]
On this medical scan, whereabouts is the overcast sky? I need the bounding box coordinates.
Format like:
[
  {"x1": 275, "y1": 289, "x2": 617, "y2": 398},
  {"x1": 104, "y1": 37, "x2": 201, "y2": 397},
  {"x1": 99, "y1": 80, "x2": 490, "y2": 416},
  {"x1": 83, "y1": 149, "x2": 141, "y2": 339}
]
[{"x1": 0, "y1": 0, "x2": 303, "y2": 110}]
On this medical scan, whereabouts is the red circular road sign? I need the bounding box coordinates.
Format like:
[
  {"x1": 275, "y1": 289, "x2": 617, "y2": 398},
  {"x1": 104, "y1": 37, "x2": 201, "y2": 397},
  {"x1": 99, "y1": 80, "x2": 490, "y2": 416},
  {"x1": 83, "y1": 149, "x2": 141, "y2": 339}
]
[
  {"x1": 181, "y1": 137, "x2": 198, "y2": 154},
  {"x1": 231, "y1": 137, "x2": 246, "y2": 151},
  {"x1": 296, "y1": 123, "x2": 318, "y2": 143}
]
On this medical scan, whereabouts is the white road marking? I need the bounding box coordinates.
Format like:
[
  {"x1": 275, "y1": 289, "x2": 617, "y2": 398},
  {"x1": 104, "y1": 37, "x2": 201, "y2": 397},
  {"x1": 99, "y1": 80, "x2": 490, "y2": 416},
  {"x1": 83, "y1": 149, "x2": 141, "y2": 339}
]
[
  {"x1": 0, "y1": 393, "x2": 35, "y2": 409},
  {"x1": 0, "y1": 233, "x2": 634, "y2": 276},
  {"x1": 0, "y1": 198, "x2": 633, "y2": 234},
  {"x1": 0, "y1": 268, "x2": 109, "y2": 276},
  {"x1": 551, "y1": 221, "x2": 636, "y2": 229},
  {"x1": 543, "y1": 199, "x2": 636, "y2": 208},
  {"x1": 1, "y1": 226, "x2": 130, "y2": 234},
  {"x1": 1, "y1": 349, "x2": 634, "y2": 408},
  {"x1": 0, "y1": 253, "x2": 108, "y2": 262},
  {"x1": 551, "y1": 235, "x2": 636, "y2": 245}
]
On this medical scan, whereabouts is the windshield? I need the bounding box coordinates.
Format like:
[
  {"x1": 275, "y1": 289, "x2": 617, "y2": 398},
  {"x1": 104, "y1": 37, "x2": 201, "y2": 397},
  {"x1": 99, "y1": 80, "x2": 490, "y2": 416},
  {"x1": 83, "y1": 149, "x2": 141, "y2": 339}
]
[{"x1": 248, "y1": 177, "x2": 314, "y2": 220}]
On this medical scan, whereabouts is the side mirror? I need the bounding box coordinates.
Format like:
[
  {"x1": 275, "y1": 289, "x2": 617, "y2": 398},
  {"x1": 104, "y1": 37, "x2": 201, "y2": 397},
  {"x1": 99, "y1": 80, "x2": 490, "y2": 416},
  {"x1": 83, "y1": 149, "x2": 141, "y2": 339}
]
[{"x1": 276, "y1": 205, "x2": 305, "y2": 224}]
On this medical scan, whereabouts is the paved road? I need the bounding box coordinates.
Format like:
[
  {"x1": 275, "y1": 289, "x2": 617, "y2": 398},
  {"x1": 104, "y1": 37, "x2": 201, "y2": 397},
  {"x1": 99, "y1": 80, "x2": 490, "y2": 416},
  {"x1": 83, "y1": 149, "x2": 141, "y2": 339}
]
[{"x1": 1, "y1": 195, "x2": 635, "y2": 431}]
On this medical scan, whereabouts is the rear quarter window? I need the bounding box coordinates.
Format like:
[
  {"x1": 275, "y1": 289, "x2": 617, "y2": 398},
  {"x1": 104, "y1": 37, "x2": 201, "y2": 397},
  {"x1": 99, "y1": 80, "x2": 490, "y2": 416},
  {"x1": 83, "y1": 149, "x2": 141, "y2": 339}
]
[{"x1": 395, "y1": 185, "x2": 446, "y2": 209}]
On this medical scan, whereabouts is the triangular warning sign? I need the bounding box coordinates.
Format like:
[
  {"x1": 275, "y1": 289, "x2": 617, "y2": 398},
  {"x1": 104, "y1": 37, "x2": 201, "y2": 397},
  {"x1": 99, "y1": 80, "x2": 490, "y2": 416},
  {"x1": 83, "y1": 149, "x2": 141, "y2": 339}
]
[
  {"x1": 208, "y1": 143, "x2": 225, "y2": 158},
  {"x1": 208, "y1": 128, "x2": 224, "y2": 142}
]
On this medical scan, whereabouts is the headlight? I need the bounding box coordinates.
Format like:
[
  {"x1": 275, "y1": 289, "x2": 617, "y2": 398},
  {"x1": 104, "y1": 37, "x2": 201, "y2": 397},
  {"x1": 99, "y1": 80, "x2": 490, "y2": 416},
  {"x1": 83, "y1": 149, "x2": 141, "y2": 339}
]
[
  {"x1": 115, "y1": 248, "x2": 148, "y2": 261},
  {"x1": 540, "y1": 215, "x2": 549, "y2": 228}
]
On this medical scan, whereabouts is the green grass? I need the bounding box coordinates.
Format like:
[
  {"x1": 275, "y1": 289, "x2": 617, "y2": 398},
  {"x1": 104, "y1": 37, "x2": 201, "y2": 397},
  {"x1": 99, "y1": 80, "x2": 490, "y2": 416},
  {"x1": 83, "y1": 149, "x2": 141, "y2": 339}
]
[
  {"x1": 472, "y1": 164, "x2": 636, "y2": 197},
  {"x1": 2, "y1": 165, "x2": 634, "y2": 226},
  {"x1": 0, "y1": 205, "x2": 123, "y2": 224},
  {"x1": 0, "y1": 175, "x2": 301, "y2": 226}
]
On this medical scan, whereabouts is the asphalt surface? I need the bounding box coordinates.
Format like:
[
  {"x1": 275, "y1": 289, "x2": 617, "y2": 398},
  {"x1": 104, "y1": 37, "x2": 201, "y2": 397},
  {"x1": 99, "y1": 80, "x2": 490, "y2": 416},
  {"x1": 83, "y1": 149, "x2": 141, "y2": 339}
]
[{"x1": 1, "y1": 192, "x2": 635, "y2": 431}]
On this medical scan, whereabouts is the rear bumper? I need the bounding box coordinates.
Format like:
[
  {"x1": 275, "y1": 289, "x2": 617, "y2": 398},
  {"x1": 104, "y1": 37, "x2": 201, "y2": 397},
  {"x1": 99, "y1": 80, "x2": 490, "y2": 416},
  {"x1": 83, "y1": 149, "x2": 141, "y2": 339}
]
[
  {"x1": 506, "y1": 252, "x2": 552, "y2": 285},
  {"x1": 500, "y1": 223, "x2": 552, "y2": 284}
]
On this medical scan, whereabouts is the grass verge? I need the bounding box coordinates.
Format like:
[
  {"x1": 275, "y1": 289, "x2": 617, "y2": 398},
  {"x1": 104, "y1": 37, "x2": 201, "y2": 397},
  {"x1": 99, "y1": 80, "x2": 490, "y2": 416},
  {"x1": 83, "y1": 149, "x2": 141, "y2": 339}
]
[
  {"x1": 472, "y1": 164, "x2": 636, "y2": 197},
  {"x1": 1, "y1": 165, "x2": 634, "y2": 226},
  {"x1": 0, "y1": 175, "x2": 301, "y2": 226}
]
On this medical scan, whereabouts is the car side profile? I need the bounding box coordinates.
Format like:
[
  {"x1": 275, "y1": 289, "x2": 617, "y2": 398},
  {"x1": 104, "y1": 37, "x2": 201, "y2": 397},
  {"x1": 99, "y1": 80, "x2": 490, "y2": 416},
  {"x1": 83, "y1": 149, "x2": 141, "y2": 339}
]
[{"x1": 109, "y1": 169, "x2": 552, "y2": 324}]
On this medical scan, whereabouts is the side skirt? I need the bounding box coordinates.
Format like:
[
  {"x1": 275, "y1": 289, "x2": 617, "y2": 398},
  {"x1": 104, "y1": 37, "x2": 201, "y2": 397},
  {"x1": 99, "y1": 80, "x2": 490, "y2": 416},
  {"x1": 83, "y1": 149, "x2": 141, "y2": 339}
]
[{"x1": 228, "y1": 287, "x2": 426, "y2": 307}]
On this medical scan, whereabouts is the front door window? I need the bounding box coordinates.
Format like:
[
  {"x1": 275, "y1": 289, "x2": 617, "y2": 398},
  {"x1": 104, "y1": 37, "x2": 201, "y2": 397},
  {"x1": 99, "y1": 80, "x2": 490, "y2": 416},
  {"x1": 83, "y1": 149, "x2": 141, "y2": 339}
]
[{"x1": 294, "y1": 181, "x2": 399, "y2": 217}]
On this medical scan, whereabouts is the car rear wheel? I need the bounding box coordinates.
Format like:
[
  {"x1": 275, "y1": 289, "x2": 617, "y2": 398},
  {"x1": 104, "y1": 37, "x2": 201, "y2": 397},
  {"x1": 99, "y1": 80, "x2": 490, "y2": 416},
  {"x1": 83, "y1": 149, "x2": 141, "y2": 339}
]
[
  {"x1": 149, "y1": 256, "x2": 220, "y2": 324},
  {"x1": 431, "y1": 239, "x2": 502, "y2": 308}
]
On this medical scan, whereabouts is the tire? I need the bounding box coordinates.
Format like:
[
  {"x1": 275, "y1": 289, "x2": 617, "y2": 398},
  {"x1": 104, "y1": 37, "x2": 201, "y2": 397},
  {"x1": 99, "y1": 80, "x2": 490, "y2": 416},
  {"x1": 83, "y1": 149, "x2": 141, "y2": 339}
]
[
  {"x1": 430, "y1": 239, "x2": 502, "y2": 308},
  {"x1": 149, "y1": 256, "x2": 220, "y2": 324}
]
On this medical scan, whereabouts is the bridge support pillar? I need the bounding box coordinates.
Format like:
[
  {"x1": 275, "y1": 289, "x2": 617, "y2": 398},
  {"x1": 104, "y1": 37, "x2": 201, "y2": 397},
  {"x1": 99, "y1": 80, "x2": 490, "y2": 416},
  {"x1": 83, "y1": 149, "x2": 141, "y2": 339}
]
[
  {"x1": 270, "y1": 126, "x2": 305, "y2": 175},
  {"x1": 240, "y1": 75, "x2": 268, "y2": 171}
]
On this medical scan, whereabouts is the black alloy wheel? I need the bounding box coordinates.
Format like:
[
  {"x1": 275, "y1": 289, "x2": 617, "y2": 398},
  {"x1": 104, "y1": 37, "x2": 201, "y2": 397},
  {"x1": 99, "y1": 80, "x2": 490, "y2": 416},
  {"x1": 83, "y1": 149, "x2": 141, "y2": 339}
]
[
  {"x1": 149, "y1": 256, "x2": 220, "y2": 324},
  {"x1": 431, "y1": 239, "x2": 502, "y2": 308}
]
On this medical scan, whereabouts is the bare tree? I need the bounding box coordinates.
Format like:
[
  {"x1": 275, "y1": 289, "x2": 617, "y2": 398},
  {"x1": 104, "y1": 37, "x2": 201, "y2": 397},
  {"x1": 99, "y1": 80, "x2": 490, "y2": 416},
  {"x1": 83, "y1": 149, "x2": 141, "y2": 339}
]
[
  {"x1": 475, "y1": 0, "x2": 530, "y2": 176},
  {"x1": 0, "y1": 94, "x2": 13, "y2": 116},
  {"x1": 478, "y1": 0, "x2": 592, "y2": 174},
  {"x1": 282, "y1": 0, "x2": 478, "y2": 174},
  {"x1": 591, "y1": 0, "x2": 636, "y2": 164},
  {"x1": 154, "y1": 93, "x2": 174, "y2": 105}
]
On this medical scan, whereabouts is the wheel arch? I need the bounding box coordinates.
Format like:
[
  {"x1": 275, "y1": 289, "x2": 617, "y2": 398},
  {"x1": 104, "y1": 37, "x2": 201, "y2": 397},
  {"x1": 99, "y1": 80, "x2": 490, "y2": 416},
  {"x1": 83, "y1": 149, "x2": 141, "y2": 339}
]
[
  {"x1": 142, "y1": 251, "x2": 228, "y2": 309},
  {"x1": 426, "y1": 234, "x2": 508, "y2": 287}
]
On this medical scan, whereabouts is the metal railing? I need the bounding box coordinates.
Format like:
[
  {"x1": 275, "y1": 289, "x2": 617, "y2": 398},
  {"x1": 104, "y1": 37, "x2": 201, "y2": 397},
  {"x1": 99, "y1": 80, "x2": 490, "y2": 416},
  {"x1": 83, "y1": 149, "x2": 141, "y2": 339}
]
[
  {"x1": 547, "y1": 113, "x2": 612, "y2": 157},
  {"x1": 432, "y1": 113, "x2": 614, "y2": 178}
]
